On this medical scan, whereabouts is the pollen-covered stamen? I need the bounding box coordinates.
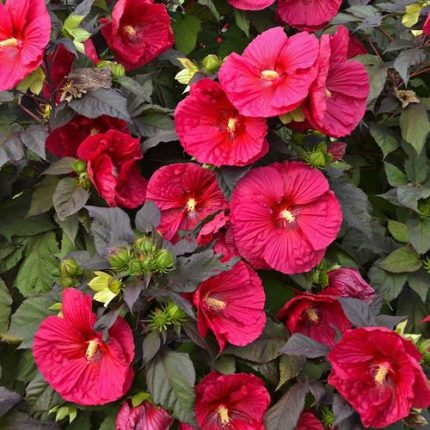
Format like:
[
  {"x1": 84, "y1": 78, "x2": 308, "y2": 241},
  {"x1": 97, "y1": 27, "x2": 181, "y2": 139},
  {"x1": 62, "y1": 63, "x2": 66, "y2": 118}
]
[
  {"x1": 325, "y1": 88, "x2": 332, "y2": 98},
  {"x1": 227, "y1": 117, "x2": 238, "y2": 134},
  {"x1": 217, "y1": 405, "x2": 230, "y2": 425},
  {"x1": 306, "y1": 307, "x2": 319, "y2": 323},
  {"x1": 187, "y1": 198, "x2": 197, "y2": 212},
  {"x1": 85, "y1": 339, "x2": 100, "y2": 362},
  {"x1": 90, "y1": 127, "x2": 100, "y2": 136},
  {"x1": 0, "y1": 37, "x2": 19, "y2": 48},
  {"x1": 261, "y1": 69, "x2": 279, "y2": 80},
  {"x1": 123, "y1": 25, "x2": 137, "y2": 37},
  {"x1": 206, "y1": 297, "x2": 226, "y2": 311},
  {"x1": 281, "y1": 209, "x2": 295, "y2": 223},
  {"x1": 374, "y1": 364, "x2": 389, "y2": 385}
]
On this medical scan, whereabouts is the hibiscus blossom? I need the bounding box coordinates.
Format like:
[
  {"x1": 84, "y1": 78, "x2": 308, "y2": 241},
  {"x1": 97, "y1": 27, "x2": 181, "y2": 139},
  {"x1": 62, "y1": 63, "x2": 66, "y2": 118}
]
[
  {"x1": 116, "y1": 400, "x2": 173, "y2": 430},
  {"x1": 226, "y1": 0, "x2": 275, "y2": 11},
  {"x1": 218, "y1": 27, "x2": 319, "y2": 117},
  {"x1": 175, "y1": 78, "x2": 268, "y2": 167},
  {"x1": 193, "y1": 261, "x2": 266, "y2": 351},
  {"x1": 146, "y1": 163, "x2": 228, "y2": 242},
  {"x1": 77, "y1": 130, "x2": 147, "y2": 209},
  {"x1": 100, "y1": 0, "x2": 174, "y2": 71},
  {"x1": 0, "y1": 0, "x2": 51, "y2": 91},
  {"x1": 303, "y1": 26, "x2": 369, "y2": 138},
  {"x1": 277, "y1": 292, "x2": 350, "y2": 346},
  {"x1": 33, "y1": 288, "x2": 135, "y2": 406},
  {"x1": 46, "y1": 115, "x2": 128, "y2": 158},
  {"x1": 296, "y1": 411, "x2": 324, "y2": 430},
  {"x1": 276, "y1": 0, "x2": 342, "y2": 31},
  {"x1": 195, "y1": 371, "x2": 270, "y2": 429},
  {"x1": 230, "y1": 161, "x2": 342, "y2": 274},
  {"x1": 328, "y1": 327, "x2": 430, "y2": 428},
  {"x1": 324, "y1": 267, "x2": 375, "y2": 300}
]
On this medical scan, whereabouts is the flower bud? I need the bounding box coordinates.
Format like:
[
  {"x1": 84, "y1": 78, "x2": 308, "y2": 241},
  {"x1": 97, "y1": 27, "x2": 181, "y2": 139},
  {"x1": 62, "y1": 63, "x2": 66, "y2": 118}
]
[
  {"x1": 202, "y1": 54, "x2": 221, "y2": 73},
  {"x1": 59, "y1": 275, "x2": 76, "y2": 288},
  {"x1": 97, "y1": 60, "x2": 125, "y2": 79},
  {"x1": 141, "y1": 256, "x2": 156, "y2": 274},
  {"x1": 72, "y1": 159, "x2": 87, "y2": 175},
  {"x1": 306, "y1": 150, "x2": 327, "y2": 168},
  {"x1": 135, "y1": 236, "x2": 155, "y2": 255},
  {"x1": 128, "y1": 259, "x2": 143, "y2": 275},
  {"x1": 60, "y1": 258, "x2": 82, "y2": 278},
  {"x1": 108, "y1": 247, "x2": 132, "y2": 271},
  {"x1": 327, "y1": 141, "x2": 347, "y2": 161},
  {"x1": 155, "y1": 249, "x2": 175, "y2": 273}
]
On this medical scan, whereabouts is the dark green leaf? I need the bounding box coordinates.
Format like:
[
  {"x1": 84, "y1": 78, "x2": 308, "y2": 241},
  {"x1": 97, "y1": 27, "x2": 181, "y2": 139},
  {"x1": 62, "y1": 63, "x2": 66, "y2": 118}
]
[
  {"x1": 377, "y1": 246, "x2": 422, "y2": 273},
  {"x1": 384, "y1": 162, "x2": 408, "y2": 186},
  {"x1": 407, "y1": 214, "x2": 430, "y2": 254},
  {"x1": 400, "y1": 104, "x2": 430, "y2": 154},
  {"x1": 0, "y1": 279, "x2": 12, "y2": 333},
  {"x1": 27, "y1": 176, "x2": 59, "y2": 217},
  {"x1": 369, "y1": 124, "x2": 400, "y2": 158},
  {"x1": 172, "y1": 15, "x2": 202, "y2": 54},
  {"x1": 387, "y1": 220, "x2": 409, "y2": 243},
  {"x1": 53, "y1": 177, "x2": 89, "y2": 221}
]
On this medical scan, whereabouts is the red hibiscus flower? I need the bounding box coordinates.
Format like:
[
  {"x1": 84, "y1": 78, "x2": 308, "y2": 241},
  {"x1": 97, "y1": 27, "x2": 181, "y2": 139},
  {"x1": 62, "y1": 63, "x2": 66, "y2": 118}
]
[
  {"x1": 46, "y1": 114, "x2": 128, "y2": 158},
  {"x1": 277, "y1": 292, "x2": 350, "y2": 346},
  {"x1": 146, "y1": 163, "x2": 228, "y2": 242},
  {"x1": 195, "y1": 371, "x2": 270, "y2": 429},
  {"x1": 303, "y1": 26, "x2": 369, "y2": 138},
  {"x1": 323, "y1": 268, "x2": 375, "y2": 300},
  {"x1": 422, "y1": 315, "x2": 430, "y2": 322},
  {"x1": 218, "y1": 27, "x2": 319, "y2": 118},
  {"x1": 296, "y1": 411, "x2": 324, "y2": 430},
  {"x1": 175, "y1": 78, "x2": 268, "y2": 167},
  {"x1": 33, "y1": 288, "x2": 134, "y2": 406},
  {"x1": 116, "y1": 400, "x2": 173, "y2": 430},
  {"x1": 424, "y1": 13, "x2": 430, "y2": 35},
  {"x1": 0, "y1": 0, "x2": 51, "y2": 91},
  {"x1": 100, "y1": 0, "x2": 174, "y2": 71},
  {"x1": 77, "y1": 130, "x2": 147, "y2": 209},
  {"x1": 328, "y1": 327, "x2": 430, "y2": 428},
  {"x1": 347, "y1": 35, "x2": 367, "y2": 58},
  {"x1": 178, "y1": 424, "x2": 197, "y2": 430},
  {"x1": 230, "y1": 161, "x2": 342, "y2": 274},
  {"x1": 226, "y1": 0, "x2": 275, "y2": 10},
  {"x1": 276, "y1": 0, "x2": 342, "y2": 31},
  {"x1": 193, "y1": 261, "x2": 266, "y2": 351}
]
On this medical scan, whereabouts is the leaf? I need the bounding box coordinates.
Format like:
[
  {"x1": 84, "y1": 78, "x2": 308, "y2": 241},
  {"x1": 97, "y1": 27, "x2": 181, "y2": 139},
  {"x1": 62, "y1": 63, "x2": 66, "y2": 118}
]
[
  {"x1": 368, "y1": 266, "x2": 407, "y2": 301},
  {"x1": 53, "y1": 177, "x2": 89, "y2": 221},
  {"x1": 387, "y1": 220, "x2": 409, "y2": 243},
  {"x1": 19, "y1": 125, "x2": 48, "y2": 160},
  {"x1": 366, "y1": 64, "x2": 388, "y2": 105},
  {"x1": 8, "y1": 294, "x2": 56, "y2": 348},
  {"x1": 377, "y1": 246, "x2": 422, "y2": 273},
  {"x1": 280, "y1": 334, "x2": 330, "y2": 358},
  {"x1": 69, "y1": 89, "x2": 131, "y2": 121},
  {"x1": 86, "y1": 206, "x2": 135, "y2": 255},
  {"x1": 333, "y1": 394, "x2": 355, "y2": 426},
  {"x1": 198, "y1": 0, "x2": 220, "y2": 20},
  {"x1": 146, "y1": 350, "x2": 196, "y2": 424},
  {"x1": 25, "y1": 373, "x2": 61, "y2": 414},
  {"x1": 393, "y1": 48, "x2": 425, "y2": 85},
  {"x1": 400, "y1": 103, "x2": 430, "y2": 154},
  {"x1": 277, "y1": 355, "x2": 305, "y2": 390},
  {"x1": 135, "y1": 201, "x2": 161, "y2": 233},
  {"x1": 234, "y1": 9, "x2": 250, "y2": 36},
  {"x1": 338, "y1": 297, "x2": 376, "y2": 327},
  {"x1": 369, "y1": 124, "x2": 400, "y2": 158},
  {"x1": 265, "y1": 382, "x2": 309, "y2": 430},
  {"x1": 142, "y1": 331, "x2": 161, "y2": 364},
  {"x1": 407, "y1": 269, "x2": 430, "y2": 302},
  {"x1": 43, "y1": 157, "x2": 76, "y2": 175},
  {"x1": 141, "y1": 129, "x2": 178, "y2": 152},
  {"x1": 117, "y1": 76, "x2": 152, "y2": 103},
  {"x1": 407, "y1": 214, "x2": 430, "y2": 254},
  {"x1": 215, "y1": 355, "x2": 235, "y2": 374},
  {"x1": 0, "y1": 279, "x2": 12, "y2": 333},
  {"x1": 384, "y1": 162, "x2": 408, "y2": 186},
  {"x1": 0, "y1": 387, "x2": 21, "y2": 417},
  {"x1": 27, "y1": 176, "x2": 59, "y2": 217},
  {"x1": 172, "y1": 15, "x2": 202, "y2": 55},
  {"x1": 14, "y1": 232, "x2": 59, "y2": 297},
  {"x1": 216, "y1": 166, "x2": 252, "y2": 199}
]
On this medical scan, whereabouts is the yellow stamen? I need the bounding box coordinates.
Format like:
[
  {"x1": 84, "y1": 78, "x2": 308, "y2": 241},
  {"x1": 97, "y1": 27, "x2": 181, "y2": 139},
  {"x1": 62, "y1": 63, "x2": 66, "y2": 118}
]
[
  {"x1": 0, "y1": 38, "x2": 18, "y2": 48},
  {"x1": 217, "y1": 405, "x2": 230, "y2": 425},
  {"x1": 124, "y1": 25, "x2": 137, "y2": 37},
  {"x1": 85, "y1": 339, "x2": 99, "y2": 362},
  {"x1": 187, "y1": 198, "x2": 196, "y2": 212},
  {"x1": 281, "y1": 209, "x2": 295, "y2": 223},
  {"x1": 206, "y1": 297, "x2": 226, "y2": 311},
  {"x1": 306, "y1": 308, "x2": 319, "y2": 323},
  {"x1": 227, "y1": 117, "x2": 238, "y2": 133},
  {"x1": 326, "y1": 89, "x2": 332, "y2": 98},
  {"x1": 374, "y1": 364, "x2": 389, "y2": 385},
  {"x1": 90, "y1": 127, "x2": 100, "y2": 135},
  {"x1": 261, "y1": 69, "x2": 279, "y2": 80}
]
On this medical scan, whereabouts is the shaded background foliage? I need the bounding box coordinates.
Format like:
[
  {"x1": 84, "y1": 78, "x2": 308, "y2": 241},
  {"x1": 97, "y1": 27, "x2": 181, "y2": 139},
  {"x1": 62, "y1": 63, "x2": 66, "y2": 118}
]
[{"x1": 0, "y1": 0, "x2": 430, "y2": 428}]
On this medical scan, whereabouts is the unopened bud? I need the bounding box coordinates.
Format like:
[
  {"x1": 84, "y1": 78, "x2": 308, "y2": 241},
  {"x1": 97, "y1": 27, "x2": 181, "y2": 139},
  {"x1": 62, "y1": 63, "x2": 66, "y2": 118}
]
[
  {"x1": 202, "y1": 54, "x2": 221, "y2": 73},
  {"x1": 135, "y1": 236, "x2": 155, "y2": 255},
  {"x1": 60, "y1": 258, "x2": 82, "y2": 278},
  {"x1": 108, "y1": 247, "x2": 132, "y2": 271},
  {"x1": 72, "y1": 160, "x2": 87, "y2": 175},
  {"x1": 155, "y1": 249, "x2": 175, "y2": 273}
]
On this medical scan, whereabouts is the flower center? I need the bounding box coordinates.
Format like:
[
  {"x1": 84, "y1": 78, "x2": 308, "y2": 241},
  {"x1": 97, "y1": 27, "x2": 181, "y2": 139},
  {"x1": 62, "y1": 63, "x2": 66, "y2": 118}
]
[
  {"x1": 124, "y1": 25, "x2": 137, "y2": 37},
  {"x1": 374, "y1": 363, "x2": 389, "y2": 385},
  {"x1": 0, "y1": 37, "x2": 18, "y2": 48},
  {"x1": 281, "y1": 209, "x2": 295, "y2": 223},
  {"x1": 217, "y1": 405, "x2": 230, "y2": 425},
  {"x1": 186, "y1": 198, "x2": 197, "y2": 212},
  {"x1": 306, "y1": 308, "x2": 319, "y2": 323},
  {"x1": 325, "y1": 89, "x2": 332, "y2": 98},
  {"x1": 85, "y1": 339, "x2": 100, "y2": 362},
  {"x1": 206, "y1": 297, "x2": 226, "y2": 311},
  {"x1": 261, "y1": 69, "x2": 279, "y2": 80},
  {"x1": 227, "y1": 117, "x2": 238, "y2": 133},
  {"x1": 90, "y1": 127, "x2": 100, "y2": 135}
]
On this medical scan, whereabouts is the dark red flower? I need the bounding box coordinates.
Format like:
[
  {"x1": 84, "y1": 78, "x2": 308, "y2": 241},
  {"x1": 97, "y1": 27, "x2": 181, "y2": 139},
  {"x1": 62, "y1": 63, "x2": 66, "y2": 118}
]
[
  {"x1": 296, "y1": 411, "x2": 324, "y2": 430},
  {"x1": 175, "y1": 78, "x2": 268, "y2": 167},
  {"x1": 324, "y1": 267, "x2": 375, "y2": 300},
  {"x1": 195, "y1": 371, "x2": 270, "y2": 429},
  {"x1": 0, "y1": 0, "x2": 51, "y2": 91},
  {"x1": 423, "y1": 13, "x2": 430, "y2": 35},
  {"x1": 115, "y1": 400, "x2": 174, "y2": 430},
  {"x1": 77, "y1": 130, "x2": 147, "y2": 209},
  {"x1": 193, "y1": 261, "x2": 266, "y2": 351},
  {"x1": 327, "y1": 141, "x2": 347, "y2": 161},
  {"x1": 146, "y1": 163, "x2": 228, "y2": 242},
  {"x1": 328, "y1": 327, "x2": 430, "y2": 428},
  {"x1": 100, "y1": 0, "x2": 174, "y2": 71},
  {"x1": 277, "y1": 292, "x2": 350, "y2": 346},
  {"x1": 303, "y1": 26, "x2": 369, "y2": 138},
  {"x1": 33, "y1": 288, "x2": 135, "y2": 405},
  {"x1": 46, "y1": 114, "x2": 129, "y2": 158},
  {"x1": 347, "y1": 35, "x2": 367, "y2": 58},
  {"x1": 83, "y1": 39, "x2": 99, "y2": 64}
]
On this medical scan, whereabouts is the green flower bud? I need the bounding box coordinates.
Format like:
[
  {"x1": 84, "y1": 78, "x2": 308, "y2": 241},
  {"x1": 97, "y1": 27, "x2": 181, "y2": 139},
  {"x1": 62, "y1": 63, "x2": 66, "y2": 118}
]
[
  {"x1": 60, "y1": 258, "x2": 82, "y2": 278},
  {"x1": 97, "y1": 60, "x2": 125, "y2": 79},
  {"x1": 108, "y1": 247, "x2": 132, "y2": 271},
  {"x1": 128, "y1": 259, "x2": 143, "y2": 275},
  {"x1": 202, "y1": 54, "x2": 221, "y2": 73},
  {"x1": 418, "y1": 339, "x2": 430, "y2": 364},
  {"x1": 165, "y1": 301, "x2": 186, "y2": 325},
  {"x1": 154, "y1": 249, "x2": 175, "y2": 273},
  {"x1": 135, "y1": 236, "x2": 155, "y2": 255},
  {"x1": 147, "y1": 300, "x2": 186, "y2": 332},
  {"x1": 59, "y1": 275, "x2": 76, "y2": 288},
  {"x1": 141, "y1": 256, "x2": 156, "y2": 273},
  {"x1": 72, "y1": 159, "x2": 87, "y2": 175},
  {"x1": 321, "y1": 407, "x2": 334, "y2": 427},
  {"x1": 305, "y1": 150, "x2": 327, "y2": 168}
]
